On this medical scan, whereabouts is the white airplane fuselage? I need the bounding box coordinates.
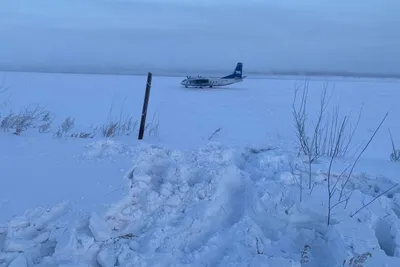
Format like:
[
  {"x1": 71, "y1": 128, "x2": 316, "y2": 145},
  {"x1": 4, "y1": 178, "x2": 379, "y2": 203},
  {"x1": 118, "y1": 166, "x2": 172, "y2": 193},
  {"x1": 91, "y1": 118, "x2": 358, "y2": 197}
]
[
  {"x1": 180, "y1": 77, "x2": 244, "y2": 88},
  {"x1": 180, "y1": 62, "x2": 245, "y2": 88}
]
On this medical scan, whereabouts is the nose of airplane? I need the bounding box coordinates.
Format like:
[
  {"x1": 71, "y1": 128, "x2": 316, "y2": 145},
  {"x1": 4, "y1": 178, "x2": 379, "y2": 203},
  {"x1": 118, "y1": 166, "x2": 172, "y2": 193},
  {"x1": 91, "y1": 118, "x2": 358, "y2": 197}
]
[{"x1": 180, "y1": 79, "x2": 187, "y2": 86}]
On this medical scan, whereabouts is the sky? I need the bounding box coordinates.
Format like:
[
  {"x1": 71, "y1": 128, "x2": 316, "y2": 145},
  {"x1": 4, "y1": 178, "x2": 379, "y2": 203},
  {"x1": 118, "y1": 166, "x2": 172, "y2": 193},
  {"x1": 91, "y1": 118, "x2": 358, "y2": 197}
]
[{"x1": 0, "y1": 0, "x2": 399, "y2": 76}]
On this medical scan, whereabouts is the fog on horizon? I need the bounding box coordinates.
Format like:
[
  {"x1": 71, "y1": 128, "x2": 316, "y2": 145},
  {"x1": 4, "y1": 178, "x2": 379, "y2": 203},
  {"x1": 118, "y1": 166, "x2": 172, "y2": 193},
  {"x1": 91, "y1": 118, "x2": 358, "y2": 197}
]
[{"x1": 0, "y1": 0, "x2": 399, "y2": 76}]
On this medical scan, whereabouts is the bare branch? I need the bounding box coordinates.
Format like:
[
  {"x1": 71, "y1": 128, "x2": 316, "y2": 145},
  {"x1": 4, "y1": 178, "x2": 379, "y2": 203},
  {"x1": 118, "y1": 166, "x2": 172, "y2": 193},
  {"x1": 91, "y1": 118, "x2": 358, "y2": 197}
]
[
  {"x1": 339, "y1": 112, "x2": 389, "y2": 201},
  {"x1": 208, "y1": 127, "x2": 222, "y2": 141},
  {"x1": 326, "y1": 112, "x2": 389, "y2": 225},
  {"x1": 350, "y1": 183, "x2": 399, "y2": 218}
]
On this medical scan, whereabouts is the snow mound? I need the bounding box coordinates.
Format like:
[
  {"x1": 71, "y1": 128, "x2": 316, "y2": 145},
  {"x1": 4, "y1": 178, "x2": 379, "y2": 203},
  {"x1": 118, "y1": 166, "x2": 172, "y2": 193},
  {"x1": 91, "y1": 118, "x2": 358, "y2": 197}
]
[
  {"x1": 50, "y1": 144, "x2": 400, "y2": 267},
  {"x1": 0, "y1": 201, "x2": 70, "y2": 267},
  {"x1": 3, "y1": 144, "x2": 400, "y2": 266}
]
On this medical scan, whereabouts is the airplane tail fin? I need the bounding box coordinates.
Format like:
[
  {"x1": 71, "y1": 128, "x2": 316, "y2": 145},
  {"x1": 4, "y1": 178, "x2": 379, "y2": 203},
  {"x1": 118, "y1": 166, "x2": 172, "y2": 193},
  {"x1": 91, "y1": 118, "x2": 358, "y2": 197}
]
[{"x1": 222, "y1": 62, "x2": 243, "y2": 79}]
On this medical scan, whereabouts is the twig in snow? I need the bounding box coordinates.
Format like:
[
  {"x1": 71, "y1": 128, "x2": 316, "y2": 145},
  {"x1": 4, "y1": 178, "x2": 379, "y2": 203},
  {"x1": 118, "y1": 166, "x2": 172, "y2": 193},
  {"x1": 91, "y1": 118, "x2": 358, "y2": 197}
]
[
  {"x1": 208, "y1": 127, "x2": 222, "y2": 140},
  {"x1": 350, "y1": 183, "x2": 399, "y2": 218},
  {"x1": 326, "y1": 112, "x2": 389, "y2": 225},
  {"x1": 389, "y1": 129, "x2": 400, "y2": 162}
]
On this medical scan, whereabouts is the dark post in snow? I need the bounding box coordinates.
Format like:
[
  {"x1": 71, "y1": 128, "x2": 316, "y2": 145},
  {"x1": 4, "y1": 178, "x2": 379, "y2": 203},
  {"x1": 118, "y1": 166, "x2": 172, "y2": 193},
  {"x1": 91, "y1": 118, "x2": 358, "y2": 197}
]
[{"x1": 138, "y1": 72, "x2": 152, "y2": 140}]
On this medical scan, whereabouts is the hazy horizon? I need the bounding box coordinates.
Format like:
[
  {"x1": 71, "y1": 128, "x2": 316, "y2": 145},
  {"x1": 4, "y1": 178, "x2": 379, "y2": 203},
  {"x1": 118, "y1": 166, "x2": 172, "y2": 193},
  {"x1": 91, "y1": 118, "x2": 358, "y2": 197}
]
[{"x1": 1, "y1": 0, "x2": 399, "y2": 76}]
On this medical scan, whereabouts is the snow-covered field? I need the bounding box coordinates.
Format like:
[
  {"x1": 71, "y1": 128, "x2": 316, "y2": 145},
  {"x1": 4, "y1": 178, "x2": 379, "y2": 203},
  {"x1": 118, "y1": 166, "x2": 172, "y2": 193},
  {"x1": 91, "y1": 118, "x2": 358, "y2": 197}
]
[
  {"x1": 1, "y1": 71, "x2": 400, "y2": 266},
  {"x1": 2, "y1": 0, "x2": 400, "y2": 266}
]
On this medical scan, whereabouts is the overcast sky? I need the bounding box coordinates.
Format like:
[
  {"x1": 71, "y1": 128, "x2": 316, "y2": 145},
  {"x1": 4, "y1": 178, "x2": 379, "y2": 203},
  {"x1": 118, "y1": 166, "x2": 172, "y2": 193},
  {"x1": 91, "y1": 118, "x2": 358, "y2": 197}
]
[{"x1": 0, "y1": 0, "x2": 399, "y2": 76}]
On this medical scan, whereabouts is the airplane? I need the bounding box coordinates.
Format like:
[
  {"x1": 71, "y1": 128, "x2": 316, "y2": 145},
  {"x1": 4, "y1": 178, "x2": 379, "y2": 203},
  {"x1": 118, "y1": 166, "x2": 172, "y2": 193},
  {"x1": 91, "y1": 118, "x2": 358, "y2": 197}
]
[{"x1": 180, "y1": 62, "x2": 246, "y2": 88}]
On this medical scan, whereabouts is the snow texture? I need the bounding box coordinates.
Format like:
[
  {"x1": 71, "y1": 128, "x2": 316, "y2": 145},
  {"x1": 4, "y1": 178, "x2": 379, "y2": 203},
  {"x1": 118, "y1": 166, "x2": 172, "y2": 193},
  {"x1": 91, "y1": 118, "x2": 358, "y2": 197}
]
[
  {"x1": 0, "y1": 202, "x2": 70, "y2": 266},
  {"x1": 2, "y1": 143, "x2": 400, "y2": 266},
  {"x1": 1, "y1": 70, "x2": 400, "y2": 266},
  {"x1": 1, "y1": 1, "x2": 400, "y2": 264}
]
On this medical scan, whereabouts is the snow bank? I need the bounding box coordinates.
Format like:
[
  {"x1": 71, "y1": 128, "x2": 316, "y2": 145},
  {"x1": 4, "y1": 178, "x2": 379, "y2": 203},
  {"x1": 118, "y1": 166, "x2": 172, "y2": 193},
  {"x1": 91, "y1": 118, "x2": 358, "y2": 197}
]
[
  {"x1": 57, "y1": 144, "x2": 400, "y2": 266},
  {"x1": 3, "y1": 143, "x2": 400, "y2": 266},
  {"x1": 0, "y1": 202, "x2": 71, "y2": 267}
]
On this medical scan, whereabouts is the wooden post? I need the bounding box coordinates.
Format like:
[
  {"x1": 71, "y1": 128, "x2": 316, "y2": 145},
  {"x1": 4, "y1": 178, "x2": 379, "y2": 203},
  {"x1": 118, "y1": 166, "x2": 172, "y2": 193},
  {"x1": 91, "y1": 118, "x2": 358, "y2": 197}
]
[{"x1": 138, "y1": 72, "x2": 152, "y2": 140}]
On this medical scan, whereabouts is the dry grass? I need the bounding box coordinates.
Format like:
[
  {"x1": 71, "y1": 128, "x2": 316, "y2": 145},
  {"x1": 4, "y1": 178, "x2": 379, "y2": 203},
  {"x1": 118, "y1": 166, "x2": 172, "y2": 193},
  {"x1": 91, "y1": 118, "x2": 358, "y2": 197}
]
[
  {"x1": 1, "y1": 105, "x2": 53, "y2": 135},
  {"x1": 389, "y1": 129, "x2": 400, "y2": 162}
]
